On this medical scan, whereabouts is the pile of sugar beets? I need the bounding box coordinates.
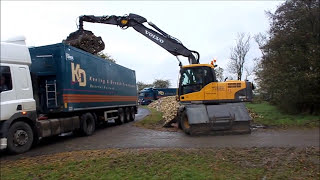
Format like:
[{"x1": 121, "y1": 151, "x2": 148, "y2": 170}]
[
  {"x1": 148, "y1": 96, "x2": 257, "y2": 128},
  {"x1": 63, "y1": 29, "x2": 105, "y2": 54},
  {"x1": 148, "y1": 96, "x2": 180, "y2": 127}
]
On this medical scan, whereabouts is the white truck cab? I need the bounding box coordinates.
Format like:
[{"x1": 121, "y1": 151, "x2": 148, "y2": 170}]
[{"x1": 0, "y1": 37, "x2": 37, "y2": 153}]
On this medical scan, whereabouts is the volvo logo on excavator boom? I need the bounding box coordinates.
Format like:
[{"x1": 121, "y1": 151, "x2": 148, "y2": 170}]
[{"x1": 145, "y1": 30, "x2": 164, "y2": 44}]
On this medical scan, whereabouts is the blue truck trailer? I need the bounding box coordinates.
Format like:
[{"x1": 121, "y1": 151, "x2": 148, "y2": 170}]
[
  {"x1": 0, "y1": 40, "x2": 138, "y2": 154},
  {"x1": 138, "y1": 87, "x2": 177, "y2": 105},
  {"x1": 29, "y1": 43, "x2": 137, "y2": 114}
]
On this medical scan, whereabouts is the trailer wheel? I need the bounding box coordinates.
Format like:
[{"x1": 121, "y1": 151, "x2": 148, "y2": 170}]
[
  {"x1": 116, "y1": 108, "x2": 125, "y2": 125},
  {"x1": 125, "y1": 107, "x2": 131, "y2": 123},
  {"x1": 7, "y1": 121, "x2": 34, "y2": 154},
  {"x1": 80, "y1": 113, "x2": 96, "y2": 136},
  {"x1": 129, "y1": 107, "x2": 135, "y2": 121},
  {"x1": 180, "y1": 111, "x2": 191, "y2": 135}
]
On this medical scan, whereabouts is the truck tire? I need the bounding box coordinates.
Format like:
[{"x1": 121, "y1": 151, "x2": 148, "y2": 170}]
[
  {"x1": 129, "y1": 107, "x2": 135, "y2": 121},
  {"x1": 116, "y1": 108, "x2": 125, "y2": 125},
  {"x1": 7, "y1": 121, "x2": 34, "y2": 154},
  {"x1": 180, "y1": 111, "x2": 191, "y2": 135},
  {"x1": 125, "y1": 107, "x2": 131, "y2": 123},
  {"x1": 80, "y1": 113, "x2": 95, "y2": 136}
]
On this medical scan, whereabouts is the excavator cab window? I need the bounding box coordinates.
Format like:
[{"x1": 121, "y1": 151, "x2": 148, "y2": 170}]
[{"x1": 179, "y1": 67, "x2": 214, "y2": 95}]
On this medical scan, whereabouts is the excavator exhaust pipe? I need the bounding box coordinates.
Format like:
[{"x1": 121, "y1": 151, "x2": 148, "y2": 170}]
[{"x1": 63, "y1": 28, "x2": 105, "y2": 54}]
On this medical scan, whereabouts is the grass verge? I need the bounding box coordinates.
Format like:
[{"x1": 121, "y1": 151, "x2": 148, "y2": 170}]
[
  {"x1": 1, "y1": 148, "x2": 319, "y2": 179},
  {"x1": 134, "y1": 106, "x2": 177, "y2": 131},
  {"x1": 246, "y1": 102, "x2": 320, "y2": 128}
]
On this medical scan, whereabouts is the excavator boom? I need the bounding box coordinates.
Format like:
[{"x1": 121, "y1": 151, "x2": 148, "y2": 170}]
[{"x1": 65, "y1": 13, "x2": 199, "y2": 64}]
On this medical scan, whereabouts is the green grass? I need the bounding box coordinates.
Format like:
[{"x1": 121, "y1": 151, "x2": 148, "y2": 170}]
[
  {"x1": 1, "y1": 148, "x2": 319, "y2": 180},
  {"x1": 134, "y1": 106, "x2": 164, "y2": 129},
  {"x1": 246, "y1": 102, "x2": 320, "y2": 128}
]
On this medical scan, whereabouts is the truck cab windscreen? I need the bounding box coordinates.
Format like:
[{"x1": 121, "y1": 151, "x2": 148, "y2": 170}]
[{"x1": 138, "y1": 92, "x2": 145, "y2": 98}]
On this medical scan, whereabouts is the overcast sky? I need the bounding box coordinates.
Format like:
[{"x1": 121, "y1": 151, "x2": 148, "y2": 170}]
[{"x1": 1, "y1": 1, "x2": 283, "y2": 87}]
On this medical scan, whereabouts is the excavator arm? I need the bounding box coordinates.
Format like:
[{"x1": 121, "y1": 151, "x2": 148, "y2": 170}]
[{"x1": 70, "y1": 13, "x2": 199, "y2": 64}]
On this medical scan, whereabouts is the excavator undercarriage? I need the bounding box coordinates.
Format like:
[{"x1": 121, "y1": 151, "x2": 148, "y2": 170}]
[{"x1": 179, "y1": 103, "x2": 251, "y2": 135}]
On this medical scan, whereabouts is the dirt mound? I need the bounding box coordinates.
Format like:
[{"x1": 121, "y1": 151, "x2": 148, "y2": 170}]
[
  {"x1": 63, "y1": 29, "x2": 105, "y2": 54},
  {"x1": 148, "y1": 96, "x2": 180, "y2": 127}
]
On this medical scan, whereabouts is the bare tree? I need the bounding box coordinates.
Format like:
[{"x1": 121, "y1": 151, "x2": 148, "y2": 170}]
[
  {"x1": 214, "y1": 67, "x2": 224, "y2": 82},
  {"x1": 137, "y1": 81, "x2": 152, "y2": 91},
  {"x1": 253, "y1": 33, "x2": 269, "y2": 89},
  {"x1": 254, "y1": 33, "x2": 267, "y2": 51},
  {"x1": 244, "y1": 66, "x2": 254, "y2": 80},
  {"x1": 153, "y1": 79, "x2": 171, "y2": 88},
  {"x1": 227, "y1": 33, "x2": 251, "y2": 80}
]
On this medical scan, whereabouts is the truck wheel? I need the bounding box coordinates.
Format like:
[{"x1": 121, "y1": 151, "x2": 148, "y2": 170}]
[
  {"x1": 180, "y1": 111, "x2": 191, "y2": 135},
  {"x1": 125, "y1": 107, "x2": 131, "y2": 123},
  {"x1": 80, "y1": 113, "x2": 96, "y2": 136},
  {"x1": 129, "y1": 107, "x2": 135, "y2": 121},
  {"x1": 116, "y1": 108, "x2": 125, "y2": 125},
  {"x1": 7, "y1": 121, "x2": 34, "y2": 154}
]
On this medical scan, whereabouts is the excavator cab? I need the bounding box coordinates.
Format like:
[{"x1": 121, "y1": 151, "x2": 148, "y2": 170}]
[
  {"x1": 178, "y1": 62, "x2": 253, "y2": 103},
  {"x1": 179, "y1": 65, "x2": 216, "y2": 97}
]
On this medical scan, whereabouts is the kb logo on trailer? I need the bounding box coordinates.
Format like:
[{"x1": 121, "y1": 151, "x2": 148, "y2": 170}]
[{"x1": 71, "y1": 62, "x2": 86, "y2": 86}]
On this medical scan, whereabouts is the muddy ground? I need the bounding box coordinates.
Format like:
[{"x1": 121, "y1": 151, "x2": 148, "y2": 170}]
[{"x1": 0, "y1": 108, "x2": 319, "y2": 161}]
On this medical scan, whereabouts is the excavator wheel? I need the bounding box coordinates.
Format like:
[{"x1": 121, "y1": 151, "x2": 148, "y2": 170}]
[
  {"x1": 63, "y1": 29, "x2": 105, "y2": 54},
  {"x1": 180, "y1": 111, "x2": 191, "y2": 134}
]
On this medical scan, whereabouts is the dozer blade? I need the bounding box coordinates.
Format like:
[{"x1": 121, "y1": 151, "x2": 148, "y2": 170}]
[
  {"x1": 184, "y1": 103, "x2": 251, "y2": 135},
  {"x1": 63, "y1": 29, "x2": 105, "y2": 54}
]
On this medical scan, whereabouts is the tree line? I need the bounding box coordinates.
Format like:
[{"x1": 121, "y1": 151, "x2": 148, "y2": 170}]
[
  {"x1": 226, "y1": 0, "x2": 319, "y2": 114},
  {"x1": 137, "y1": 79, "x2": 171, "y2": 91},
  {"x1": 255, "y1": 0, "x2": 319, "y2": 114}
]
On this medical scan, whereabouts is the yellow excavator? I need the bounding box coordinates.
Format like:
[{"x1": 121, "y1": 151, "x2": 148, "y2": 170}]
[{"x1": 65, "y1": 13, "x2": 254, "y2": 135}]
